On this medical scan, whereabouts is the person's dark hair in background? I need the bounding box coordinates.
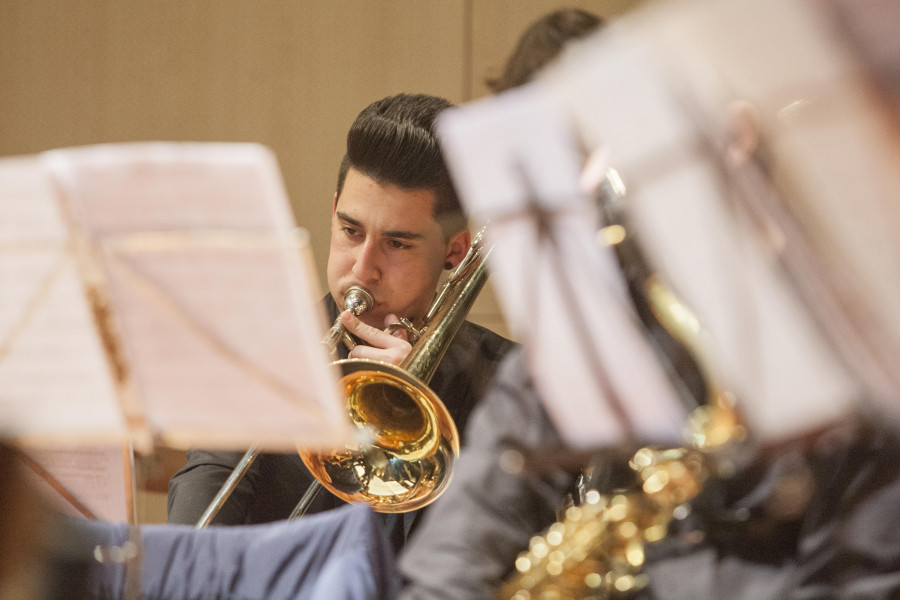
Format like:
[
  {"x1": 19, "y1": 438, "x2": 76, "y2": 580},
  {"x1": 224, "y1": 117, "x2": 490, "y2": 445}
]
[
  {"x1": 486, "y1": 8, "x2": 603, "y2": 93},
  {"x1": 335, "y1": 93, "x2": 466, "y2": 238}
]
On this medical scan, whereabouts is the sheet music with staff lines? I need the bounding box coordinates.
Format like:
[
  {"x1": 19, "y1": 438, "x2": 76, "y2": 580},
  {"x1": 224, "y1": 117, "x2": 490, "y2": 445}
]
[{"x1": 0, "y1": 143, "x2": 351, "y2": 454}]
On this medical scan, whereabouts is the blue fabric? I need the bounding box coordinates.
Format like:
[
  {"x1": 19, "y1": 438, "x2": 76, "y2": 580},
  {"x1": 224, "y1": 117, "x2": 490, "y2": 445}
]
[{"x1": 85, "y1": 504, "x2": 400, "y2": 600}]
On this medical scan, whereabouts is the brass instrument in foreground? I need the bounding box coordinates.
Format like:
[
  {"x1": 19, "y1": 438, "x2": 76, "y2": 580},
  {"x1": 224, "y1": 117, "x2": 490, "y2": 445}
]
[
  {"x1": 298, "y1": 230, "x2": 490, "y2": 514},
  {"x1": 497, "y1": 394, "x2": 743, "y2": 600},
  {"x1": 196, "y1": 231, "x2": 490, "y2": 526},
  {"x1": 497, "y1": 174, "x2": 746, "y2": 599}
]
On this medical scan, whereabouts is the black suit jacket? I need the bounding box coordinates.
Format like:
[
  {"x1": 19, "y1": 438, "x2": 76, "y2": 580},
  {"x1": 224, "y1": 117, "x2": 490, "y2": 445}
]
[{"x1": 168, "y1": 294, "x2": 515, "y2": 552}]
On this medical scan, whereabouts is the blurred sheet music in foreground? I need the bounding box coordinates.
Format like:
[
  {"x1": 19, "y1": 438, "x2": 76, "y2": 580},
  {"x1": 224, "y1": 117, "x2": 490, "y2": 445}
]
[
  {"x1": 0, "y1": 143, "x2": 349, "y2": 455},
  {"x1": 437, "y1": 0, "x2": 900, "y2": 449}
]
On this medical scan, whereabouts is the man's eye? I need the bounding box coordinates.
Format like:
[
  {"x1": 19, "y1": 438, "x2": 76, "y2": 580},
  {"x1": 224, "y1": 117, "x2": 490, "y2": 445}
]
[
  {"x1": 341, "y1": 226, "x2": 360, "y2": 238},
  {"x1": 389, "y1": 240, "x2": 412, "y2": 250}
]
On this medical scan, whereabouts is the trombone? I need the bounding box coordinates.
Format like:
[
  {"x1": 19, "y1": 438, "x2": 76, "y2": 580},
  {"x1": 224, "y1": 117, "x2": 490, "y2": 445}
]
[
  {"x1": 195, "y1": 285, "x2": 374, "y2": 528},
  {"x1": 196, "y1": 231, "x2": 491, "y2": 527}
]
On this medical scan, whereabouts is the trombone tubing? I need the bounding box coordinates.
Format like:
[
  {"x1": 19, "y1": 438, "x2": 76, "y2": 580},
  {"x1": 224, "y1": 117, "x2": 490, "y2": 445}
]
[{"x1": 194, "y1": 445, "x2": 260, "y2": 528}]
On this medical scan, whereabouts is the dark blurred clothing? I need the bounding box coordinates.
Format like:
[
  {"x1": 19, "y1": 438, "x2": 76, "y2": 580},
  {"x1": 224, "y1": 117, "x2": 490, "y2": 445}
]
[
  {"x1": 398, "y1": 347, "x2": 900, "y2": 600},
  {"x1": 168, "y1": 294, "x2": 515, "y2": 554},
  {"x1": 397, "y1": 348, "x2": 571, "y2": 600}
]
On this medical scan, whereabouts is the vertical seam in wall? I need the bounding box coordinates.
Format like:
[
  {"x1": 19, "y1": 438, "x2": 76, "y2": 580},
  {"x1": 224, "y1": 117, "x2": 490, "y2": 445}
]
[{"x1": 462, "y1": 0, "x2": 474, "y2": 101}]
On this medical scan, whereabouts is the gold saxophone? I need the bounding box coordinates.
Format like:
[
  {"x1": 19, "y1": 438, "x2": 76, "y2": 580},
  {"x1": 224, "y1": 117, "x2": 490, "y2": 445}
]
[{"x1": 497, "y1": 172, "x2": 747, "y2": 600}]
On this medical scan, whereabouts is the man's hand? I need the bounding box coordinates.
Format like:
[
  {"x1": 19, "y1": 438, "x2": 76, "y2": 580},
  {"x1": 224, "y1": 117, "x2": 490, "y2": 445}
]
[{"x1": 340, "y1": 310, "x2": 413, "y2": 366}]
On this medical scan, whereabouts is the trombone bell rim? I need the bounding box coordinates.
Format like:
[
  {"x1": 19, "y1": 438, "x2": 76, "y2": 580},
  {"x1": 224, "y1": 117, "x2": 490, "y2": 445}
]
[{"x1": 298, "y1": 358, "x2": 460, "y2": 513}]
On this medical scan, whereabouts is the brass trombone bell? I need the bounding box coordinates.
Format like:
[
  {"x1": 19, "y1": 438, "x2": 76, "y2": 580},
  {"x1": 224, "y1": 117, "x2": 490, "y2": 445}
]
[{"x1": 298, "y1": 359, "x2": 459, "y2": 513}]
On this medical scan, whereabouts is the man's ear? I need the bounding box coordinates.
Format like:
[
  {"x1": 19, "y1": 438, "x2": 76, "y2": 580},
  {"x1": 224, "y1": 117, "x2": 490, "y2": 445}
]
[
  {"x1": 444, "y1": 228, "x2": 471, "y2": 269},
  {"x1": 332, "y1": 192, "x2": 339, "y2": 214}
]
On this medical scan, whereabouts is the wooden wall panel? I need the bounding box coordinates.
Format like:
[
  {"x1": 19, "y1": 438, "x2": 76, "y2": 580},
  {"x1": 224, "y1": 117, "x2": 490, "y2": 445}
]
[
  {"x1": 0, "y1": 1, "x2": 643, "y2": 340},
  {"x1": 0, "y1": 0, "x2": 467, "y2": 288}
]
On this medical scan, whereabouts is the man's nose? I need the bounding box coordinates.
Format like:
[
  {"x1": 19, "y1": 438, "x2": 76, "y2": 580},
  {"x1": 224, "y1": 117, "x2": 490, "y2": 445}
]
[{"x1": 351, "y1": 239, "x2": 381, "y2": 282}]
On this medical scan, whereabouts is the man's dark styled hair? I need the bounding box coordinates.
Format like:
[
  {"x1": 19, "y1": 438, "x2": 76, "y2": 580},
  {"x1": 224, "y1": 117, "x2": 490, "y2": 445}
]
[
  {"x1": 487, "y1": 9, "x2": 603, "y2": 93},
  {"x1": 335, "y1": 93, "x2": 466, "y2": 238}
]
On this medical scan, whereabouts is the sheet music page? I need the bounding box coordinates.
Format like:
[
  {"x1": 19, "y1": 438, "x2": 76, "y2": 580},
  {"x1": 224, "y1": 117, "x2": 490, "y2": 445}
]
[
  {"x1": 438, "y1": 91, "x2": 687, "y2": 449},
  {"x1": 43, "y1": 143, "x2": 350, "y2": 453},
  {"x1": 1, "y1": 144, "x2": 350, "y2": 453},
  {"x1": 437, "y1": 0, "x2": 897, "y2": 446},
  {"x1": 18, "y1": 444, "x2": 132, "y2": 523},
  {"x1": 474, "y1": 0, "x2": 868, "y2": 443},
  {"x1": 0, "y1": 156, "x2": 128, "y2": 444},
  {"x1": 542, "y1": 0, "x2": 871, "y2": 441}
]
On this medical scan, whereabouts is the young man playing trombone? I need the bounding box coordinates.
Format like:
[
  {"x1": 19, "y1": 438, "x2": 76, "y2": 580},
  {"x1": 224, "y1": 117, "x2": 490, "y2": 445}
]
[{"x1": 166, "y1": 93, "x2": 516, "y2": 553}]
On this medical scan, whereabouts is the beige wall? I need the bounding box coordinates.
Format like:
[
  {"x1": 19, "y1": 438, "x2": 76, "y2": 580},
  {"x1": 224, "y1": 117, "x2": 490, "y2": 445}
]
[
  {"x1": 0, "y1": 0, "x2": 637, "y2": 316},
  {"x1": 0, "y1": 0, "x2": 639, "y2": 522}
]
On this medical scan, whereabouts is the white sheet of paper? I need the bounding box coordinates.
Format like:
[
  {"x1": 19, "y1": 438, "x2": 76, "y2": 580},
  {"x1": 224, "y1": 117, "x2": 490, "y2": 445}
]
[
  {"x1": 437, "y1": 0, "x2": 899, "y2": 445},
  {"x1": 19, "y1": 445, "x2": 132, "y2": 523},
  {"x1": 1, "y1": 143, "x2": 350, "y2": 452},
  {"x1": 439, "y1": 90, "x2": 688, "y2": 449},
  {"x1": 0, "y1": 156, "x2": 127, "y2": 443},
  {"x1": 541, "y1": 0, "x2": 883, "y2": 440}
]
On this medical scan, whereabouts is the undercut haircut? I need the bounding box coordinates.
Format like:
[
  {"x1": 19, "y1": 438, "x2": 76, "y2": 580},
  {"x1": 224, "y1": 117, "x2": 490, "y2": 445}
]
[{"x1": 335, "y1": 93, "x2": 466, "y2": 238}]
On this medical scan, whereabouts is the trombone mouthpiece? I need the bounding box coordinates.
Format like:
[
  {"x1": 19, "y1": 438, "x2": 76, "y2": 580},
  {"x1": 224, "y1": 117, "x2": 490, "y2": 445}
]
[
  {"x1": 324, "y1": 286, "x2": 375, "y2": 356},
  {"x1": 344, "y1": 286, "x2": 374, "y2": 316}
]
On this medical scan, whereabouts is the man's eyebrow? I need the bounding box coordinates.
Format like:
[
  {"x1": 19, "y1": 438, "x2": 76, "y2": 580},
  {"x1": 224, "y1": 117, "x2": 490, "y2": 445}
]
[
  {"x1": 336, "y1": 211, "x2": 363, "y2": 229},
  {"x1": 382, "y1": 229, "x2": 424, "y2": 241},
  {"x1": 336, "y1": 211, "x2": 424, "y2": 241}
]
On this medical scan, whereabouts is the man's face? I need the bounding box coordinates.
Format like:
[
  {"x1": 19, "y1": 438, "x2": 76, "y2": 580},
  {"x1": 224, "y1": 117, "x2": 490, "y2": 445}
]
[{"x1": 327, "y1": 168, "x2": 468, "y2": 329}]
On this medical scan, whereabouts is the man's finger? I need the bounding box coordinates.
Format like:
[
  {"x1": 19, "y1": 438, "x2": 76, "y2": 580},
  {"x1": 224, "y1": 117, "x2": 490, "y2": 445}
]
[
  {"x1": 342, "y1": 311, "x2": 413, "y2": 366},
  {"x1": 340, "y1": 310, "x2": 403, "y2": 348}
]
